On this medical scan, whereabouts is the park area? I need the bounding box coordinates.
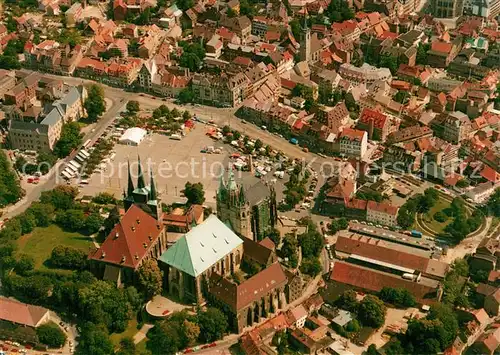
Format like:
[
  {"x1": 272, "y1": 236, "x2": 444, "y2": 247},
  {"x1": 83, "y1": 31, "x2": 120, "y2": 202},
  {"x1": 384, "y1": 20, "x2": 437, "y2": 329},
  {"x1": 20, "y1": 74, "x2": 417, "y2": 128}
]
[
  {"x1": 16, "y1": 224, "x2": 93, "y2": 271},
  {"x1": 418, "y1": 198, "x2": 453, "y2": 234}
]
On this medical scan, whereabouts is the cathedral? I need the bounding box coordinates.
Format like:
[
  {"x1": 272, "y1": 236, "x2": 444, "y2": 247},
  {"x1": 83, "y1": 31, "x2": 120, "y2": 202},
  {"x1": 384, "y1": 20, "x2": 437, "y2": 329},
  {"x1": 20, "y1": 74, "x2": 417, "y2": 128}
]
[
  {"x1": 123, "y1": 157, "x2": 162, "y2": 220},
  {"x1": 216, "y1": 168, "x2": 254, "y2": 240}
]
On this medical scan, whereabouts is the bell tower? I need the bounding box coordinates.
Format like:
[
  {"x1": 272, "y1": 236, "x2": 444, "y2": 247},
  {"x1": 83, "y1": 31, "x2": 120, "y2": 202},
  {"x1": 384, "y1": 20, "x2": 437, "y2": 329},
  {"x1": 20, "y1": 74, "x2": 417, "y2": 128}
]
[
  {"x1": 299, "y1": 14, "x2": 311, "y2": 63},
  {"x1": 216, "y1": 168, "x2": 254, "y2": 240}
]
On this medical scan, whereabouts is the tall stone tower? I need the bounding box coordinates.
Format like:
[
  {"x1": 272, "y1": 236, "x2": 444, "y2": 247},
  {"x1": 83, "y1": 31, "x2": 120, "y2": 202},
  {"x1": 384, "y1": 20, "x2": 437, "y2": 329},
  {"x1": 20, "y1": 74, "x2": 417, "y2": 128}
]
[
  {"x1": 123, "y1": 156, "x2": 162, "y2": 220},
  {"x1": 299, "y1": 14, "x2": 311, "y2": 63},
  {"x1": 216, "y1": 168, "x2": 253, "y2": 240}
]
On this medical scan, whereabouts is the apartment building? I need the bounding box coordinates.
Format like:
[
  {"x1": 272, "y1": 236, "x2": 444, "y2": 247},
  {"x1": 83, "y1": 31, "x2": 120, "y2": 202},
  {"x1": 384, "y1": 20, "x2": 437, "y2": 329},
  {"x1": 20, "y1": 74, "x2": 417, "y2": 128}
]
[
  {"x1": 357, "y1": 108, "x2": 391, "y2": 141},
  {"x1": 191, "y1": 72, "x2": 249, "y2": 107},
  {"x1": 338, "y1": 63, "x2": 392, "y2": 86},
  {"x1": 441, "y1": 111, "x2": 472, "y2": 144},
  {"x1": 339, "y1": 128, "x2": 368, "y2": 158},
  {"x1": 366, "y1": 201, "x2": 399, "y2": 226},
  {"x1": 9, "y1": 85, "x2": 87, "y2": 152},
  {"x1": 431, "y1": 0, "x2": 464, "y2": 18}
]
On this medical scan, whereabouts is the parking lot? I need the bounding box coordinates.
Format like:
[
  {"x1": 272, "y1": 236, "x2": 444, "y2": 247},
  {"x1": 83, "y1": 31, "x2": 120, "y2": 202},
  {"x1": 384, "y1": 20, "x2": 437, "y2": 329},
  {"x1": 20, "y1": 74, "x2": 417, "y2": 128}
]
[{"x1": 78, "y1": 124, "x2": 290, "y2": 208}]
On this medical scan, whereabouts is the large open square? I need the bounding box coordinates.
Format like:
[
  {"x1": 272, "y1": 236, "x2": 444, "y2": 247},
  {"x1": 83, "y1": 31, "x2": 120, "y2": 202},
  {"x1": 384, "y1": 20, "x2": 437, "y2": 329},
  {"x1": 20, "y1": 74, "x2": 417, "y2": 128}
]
[{"x1": 78, "y1": 124, "x2": 287, "y2": 208}]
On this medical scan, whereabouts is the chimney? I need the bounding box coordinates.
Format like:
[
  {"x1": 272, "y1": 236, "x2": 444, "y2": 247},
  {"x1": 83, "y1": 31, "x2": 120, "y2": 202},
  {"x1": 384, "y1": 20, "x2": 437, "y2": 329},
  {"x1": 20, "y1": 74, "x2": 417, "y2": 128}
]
[
  {"x1": 137, "y1": 218, "x2": 140, "y2": 224},
  {"x1": 143, "y1": 243, "x2": 147, "y2": 248},
  {"x1": 131, "y1": 226, "x2": 136, "y2": 231},
  {"x1": 115, "y1": 232, "x2": 119, "y2": 239},
  {"x1": 101, "y1": 252, "x2": 106, "y2": 258},
  {"x1": 148, "y1": 235, "x2": 152, "y2": 241},
  {"x1": 121, "y1": 255, "x2": 126, "y2": 263}
]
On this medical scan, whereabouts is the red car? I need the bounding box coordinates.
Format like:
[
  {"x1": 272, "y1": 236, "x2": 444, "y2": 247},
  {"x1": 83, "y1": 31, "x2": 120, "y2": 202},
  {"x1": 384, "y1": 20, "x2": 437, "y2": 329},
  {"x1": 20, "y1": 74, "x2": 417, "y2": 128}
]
[{"x1": 183, "y1": 349, "x2": 193, "y2": 354}]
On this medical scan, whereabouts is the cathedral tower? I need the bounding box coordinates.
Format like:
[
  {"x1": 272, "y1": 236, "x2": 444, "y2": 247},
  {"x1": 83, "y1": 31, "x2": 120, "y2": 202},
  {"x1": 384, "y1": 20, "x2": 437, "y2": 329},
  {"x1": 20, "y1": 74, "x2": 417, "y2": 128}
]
[
  {"x1": 123, "y1": 156, "x2": 162, "y2": 220},
  {"x1": 216, "y1": 168, "x2": 253, "y2": 240},
  {"x1": 299, "y1": 14, "x2": 311, "y2": 63}
]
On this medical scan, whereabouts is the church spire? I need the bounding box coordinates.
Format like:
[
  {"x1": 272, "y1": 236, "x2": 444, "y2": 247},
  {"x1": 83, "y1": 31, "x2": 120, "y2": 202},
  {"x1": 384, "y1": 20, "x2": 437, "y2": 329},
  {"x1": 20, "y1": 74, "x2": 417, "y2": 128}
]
[
  {"x1": 239, "y1": 184, "x2": 246, "y2": 205},
  {"x1": 149, "y1": 170, "x2": 157, "y2": 201},
  {"x1": 127, "y1": 159, "x2": 135, "y2": 196},
  {"x1": 137, "y1": 155, "x2": 146, "y2": 189}
]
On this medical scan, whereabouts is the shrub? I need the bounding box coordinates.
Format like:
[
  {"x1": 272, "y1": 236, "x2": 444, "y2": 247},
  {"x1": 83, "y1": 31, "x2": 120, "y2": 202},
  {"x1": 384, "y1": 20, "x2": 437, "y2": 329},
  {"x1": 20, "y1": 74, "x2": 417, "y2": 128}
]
[{"x1": 36, "y1": 322, "x2": 67, "y2": 348}]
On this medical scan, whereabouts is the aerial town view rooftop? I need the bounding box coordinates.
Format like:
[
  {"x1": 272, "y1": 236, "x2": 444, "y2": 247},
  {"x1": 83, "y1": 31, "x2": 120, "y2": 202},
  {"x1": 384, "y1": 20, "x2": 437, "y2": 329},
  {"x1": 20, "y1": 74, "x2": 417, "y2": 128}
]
[{"x1": 0, "y1": 0, "x2": 499, "y2": 353}]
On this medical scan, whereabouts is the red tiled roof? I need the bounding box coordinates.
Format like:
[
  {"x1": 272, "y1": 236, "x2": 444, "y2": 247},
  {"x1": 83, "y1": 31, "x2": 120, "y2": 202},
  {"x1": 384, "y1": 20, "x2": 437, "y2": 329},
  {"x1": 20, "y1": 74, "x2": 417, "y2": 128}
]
[
  {"x1": 335, "y1": 235, "x2": 431, "y2": 272},
  {"x1": 233, "y1": 56, "x2": 253, "y2": 67},
  {"x1": 367, "y1": 200, "x2": 399, "y2": 216},
  {"x1": 345, "y1": 198, "x2": 367, "y2": 210},
  {"x1": 431, "y1": 41, "x2": 452, "y2": 53},
  {"x1": 280, "y1": 78, "x2": 297, "y2": 91},
  {"x1": 359, "y1": 108, "x2": 388, "y2": 129},
  {"x1": 340, "y1": 127, "x2": 366, "y2": 141},
  {"x1": 260, "y1": 237, "x2": 276, "y2": 250},
  {"x1": 0, "y1": 297, "x2": 49, "y2": 327},
  {"x1": 330, "y1": 260, "x2": 437, "y2": 302},
  {"x1": 209, "y1": 262, "x2": 287, "y2": 311},
  {"x1": 481, "y1": 165, "x2": 500, "y2": 183},
  {"x1": 89, "y1": 205, "x2": 164, "y2": 269}
]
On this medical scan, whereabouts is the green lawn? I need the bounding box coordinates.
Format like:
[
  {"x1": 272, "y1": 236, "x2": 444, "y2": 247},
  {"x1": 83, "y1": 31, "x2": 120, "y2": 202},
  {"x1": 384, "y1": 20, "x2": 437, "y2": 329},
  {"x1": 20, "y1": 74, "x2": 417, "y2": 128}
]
[
  {"x1": 16, "y1": 224, "x2": 93, "y2": 270},
  {"x1": 420, "y1": 199, "x2": 452, "y2": 234},
  {"x1": 110, "y1": 319, "x2": 139, "y2": 346}
]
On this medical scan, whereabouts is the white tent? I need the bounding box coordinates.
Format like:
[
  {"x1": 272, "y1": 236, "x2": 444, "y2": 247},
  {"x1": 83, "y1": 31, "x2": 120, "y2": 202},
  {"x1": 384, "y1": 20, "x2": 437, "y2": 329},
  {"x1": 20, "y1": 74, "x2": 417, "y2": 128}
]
[{"x1": 119, "y1": 127, "x2": 147, "y2": 146}]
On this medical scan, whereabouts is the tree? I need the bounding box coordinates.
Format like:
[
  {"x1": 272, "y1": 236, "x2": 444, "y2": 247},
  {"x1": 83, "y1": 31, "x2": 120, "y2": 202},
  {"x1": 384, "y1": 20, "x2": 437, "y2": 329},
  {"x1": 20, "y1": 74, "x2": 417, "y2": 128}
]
[
  {"x1": 329, "y1": 218, "x2": 349, "y2": 234},
  {"x1": 0, "y1": 150, "x2": 23, "y2": 207},
  {"x1": 281, "y1": 234, "x2": 298, "y2": 267},
  {"x1": 336, "y1": 290, "x2": 358, "y2": 313},
  {"x1": 379, "y1": 53, "x2": 399, "y2": 75},
  {"x1": 15, "y1": 254, "x2": 34, "y2": 276},
  {"x1": 37, "y1": 322, "x2": 67, "y2": 348},
  {"x1": 85, "y1": 213, "x2": 104, "y2": 234},
  {"x1": 455, "y1": 179, "x2": 470, "y2": 188},
  {"x1": 298, "y1": 229, "x2": 323, "y2": 258},
  {"x1": 117, "y1": 337, "x2": 135, "y2": 355},
  {"x1": 486, "y1": 188, "x2": 500, "y2": 217},
  {"x1": 137, "y1": 259, "x2": 163, "y2": 298},
  {"x1": 125, "y1": 286, "x2": 143, "y2": 311},
  {"x1": 182, "y1": 182, "x2": 205, "y2": 205},
  {"x1": 182, "y1": 110, "x2": 191, "y2": 121},
  {"x1": 179, "y1": 42, "x2": 206, "y2": 72},
  {"x1": 78, "y1": 280, "x2": 132, "y2": 333},
  {"x1": 56, "y1": 209, "x2": 86, "y2": 231},
  {"x1": 379, "y1": 287, "x2": 416, "y2": 308},
  {"x1": 76, "y1": 322, "x2": 114, "y2": 355},
  {"x1": 176, "y1": 0, "x2": 194, "y2": 11},
  {"x1": 49, "y1": 246, "x2": 87, "y2": 269},
  {"x1": 126, "y1": 100, "x2": 140, "y2": 114},
  {"x1": 182, "y1": 320, "x2": 200, "y2": 346},
  {"x1": 254, "y1": 139, "x2": 263, "y2": 151},
  {"x1": 92, "y1": 192, "x2": 117, "y2": 205},
  {"x1": 54, "y1": 122, "x2": 83, "y2": 158},
  {"x1": 300, "y1": 257, "x2": 322, "y2": 276},
  {"x1": 84, "y1": 84, "x2": 106, "y2": 122},
  {"x1": 433, "y1": 211, "x2": 447, "y2": 223},
  {"x1": 367, "y1": 344, "x2": 380, "y2": 355},
  {"x1": 147, "y1": 322, "x2": 181, "y2": 355},
  {"x1": 358, "y1": 295, "x2": 386, "y2": 328},
  {"x1": 177, "y1": 87, "x2": 194, "y2": 104},
  {"x1": 325, "y1": 0, "x2": 354, "y2": 22},
  {"x1": 197, "y1": 308, "x2": 228, "y2": 343},
  {"x1": 40, "y1": 185, "x2": 78, "y2": 210},
  {"x1": 37, "y1": 152, "x2": 57, "y2": 174},
  {"x1": 416, "y1": 43, "x2": 430, "y2": 65}
]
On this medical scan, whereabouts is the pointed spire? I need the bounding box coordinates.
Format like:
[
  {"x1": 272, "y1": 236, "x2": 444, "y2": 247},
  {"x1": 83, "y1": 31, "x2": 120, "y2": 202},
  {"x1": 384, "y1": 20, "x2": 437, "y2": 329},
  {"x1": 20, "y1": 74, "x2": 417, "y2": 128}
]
[
  {"x1": 239, "y1": 184, "x2": 246, "y2": 205},
  {"x1": 302, "y1": 9, "x2": 308, "y2": 30},
  {"x1": 137, "y1": 155, "x2": 146, "y2": 189},
  {"x1": 127, "y1": 159, "x2": 135, "y2": 196},
  {"x1": 227, "y1": 166, "x2": 237, "y2": 191},
  {"x1": 149, "y1": 170, "x2": 157, "y2": 201}
]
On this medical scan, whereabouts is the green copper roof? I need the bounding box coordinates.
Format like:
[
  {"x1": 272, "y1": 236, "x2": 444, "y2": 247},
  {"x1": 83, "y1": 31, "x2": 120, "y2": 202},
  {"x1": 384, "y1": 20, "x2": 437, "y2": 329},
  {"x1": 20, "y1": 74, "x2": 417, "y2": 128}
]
[
  {"x1": 158, "y1": 215, "x2": 243, "y2": 277},
  {"x1": 137, "y1": 155, "x2": 146, "y2": 189}
]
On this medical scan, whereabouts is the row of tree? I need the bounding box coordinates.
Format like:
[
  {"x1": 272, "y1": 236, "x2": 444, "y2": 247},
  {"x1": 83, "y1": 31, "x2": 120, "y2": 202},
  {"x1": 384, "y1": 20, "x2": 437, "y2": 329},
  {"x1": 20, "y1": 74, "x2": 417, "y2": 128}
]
[{"x1": 0, "y1": 150, "x2": 23, "y2": 207}]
